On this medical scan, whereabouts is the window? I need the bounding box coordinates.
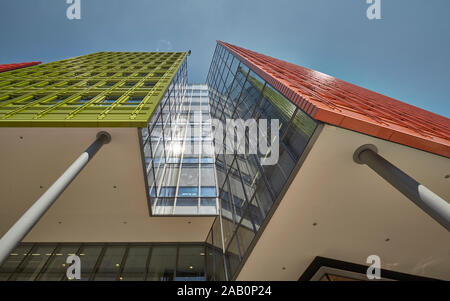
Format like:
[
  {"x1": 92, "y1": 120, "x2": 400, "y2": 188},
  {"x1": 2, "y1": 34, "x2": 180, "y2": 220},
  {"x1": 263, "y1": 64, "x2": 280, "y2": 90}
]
[
  {"x1": 200, "y1": 157, "x2": 214, "y2": 164},
  {"x1": 166, "y1": 157, "x2": 180, "y2": 164},
  {"x1": 200, "y1": 165, "x2": 216, "y2": 186},
  {"x1": 123, "y1": 97, "x2": 142, "y2": 106},
  {"x1": 78, "y1": 246, "x2": 103, "y2": 281},
  {"x1": 153, "y1": 157, "x2": 165, "y2": 165},
  {"x1": 175, "y1": 246, "x2": 205, "y2": 281},
  {"x1": 38, "y1": 245, "x2": 79, "y2": 281},
  {"x1": 0, "y1": 245, "x2": 32, "y2": 281},
  {"x1": 120, "y1": 247, "x2": 150, "y2": 281},
  {"x1": 94, "y1": 246, "x2": 126, "y2": 281},
  {"x1": 159, "y1": 187, "x2": 176, "y2": 197},
  {"x1": 183, "y1": 157, "x2": 199, "y2": 164},
  {"x1": 147, "y1": 247, "x2": 176, "y2": 281},
  {"x1": 200, "y1": 186, "x2": 217, "y2": 197},
  {"x1": 143, "y1": 81, "x2": 155, "y2": 87},
  {"x1": 155, "y1": 198, "x2": 175, "y2": 215},
  {"x1": 0, "y1": 243, "x2": 213, "y2": 281},
  {"x1": 179, "y1": 166, "x2": 199, "y2": 187},
  {"x1": 175, "y1": 198, "x2": 198, "y2": 215},
  {"x1": 162, "y1": 166, "x2": 179, "y2": 186},
  {"x1": 178, "y1": 187, "x2": 198, "y2": 197},
  {"x1": 14, "y1": 245, "x2": 56, "y2": 281},
  {"x1": 98, "y1": 96, "x2": 118, "y2": 106}
]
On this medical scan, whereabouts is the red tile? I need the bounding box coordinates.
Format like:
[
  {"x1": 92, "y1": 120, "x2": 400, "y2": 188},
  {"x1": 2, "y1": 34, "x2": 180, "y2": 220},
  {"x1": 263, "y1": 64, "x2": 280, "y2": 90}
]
[{"x1": 218, "y1": 41, "x2": 450, "y2": 158}]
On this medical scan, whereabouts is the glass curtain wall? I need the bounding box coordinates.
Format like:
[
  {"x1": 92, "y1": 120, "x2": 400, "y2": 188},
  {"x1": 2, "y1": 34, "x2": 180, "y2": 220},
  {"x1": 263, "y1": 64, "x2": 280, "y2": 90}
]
[
  {"x1": 141, "y1": 57, "x2": 219, "y2": 215},
  {"x1": 206, "y1": 43, "x2": 318, "y2": 279},
  {"x1": 0, "y1": 243, "x2": 208, "y2": 281}
]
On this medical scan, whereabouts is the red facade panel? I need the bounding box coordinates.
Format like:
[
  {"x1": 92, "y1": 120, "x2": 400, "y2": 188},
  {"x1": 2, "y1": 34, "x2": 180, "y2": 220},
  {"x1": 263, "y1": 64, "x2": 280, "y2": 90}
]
[
  {"x1": 219, "y1": 41, "x2": 450, "y2": 158},
  {"x1": 0, "y1": 62, "x2": 41, "y2": 73}
]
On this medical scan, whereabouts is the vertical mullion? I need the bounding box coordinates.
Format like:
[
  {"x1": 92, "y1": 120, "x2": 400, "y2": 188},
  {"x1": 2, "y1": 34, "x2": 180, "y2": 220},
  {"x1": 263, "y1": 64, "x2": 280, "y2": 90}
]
[
  {"x1": 207, "y1": 44, "x2": 219, "y2": 84},
  {"x1": 144, "y1": 245, "x2": 153, "y2": 281},
  {"x1": 210, "y1": 229, "x2": 216, "y2": 280},
  {"x1": 203, "y1": 243, "x2": 208, "y2": 280},
  {"x1": 174, "y1": 88, "x2": 192, "y2": 210},
  {"x1": 198, "y1": 89, "x2": 203, "y2": 213},
  {"x1": 174, "y1": 245, "x2": 179, "y2": 280},
  {"x1": 34, "y1": 243, "x2": 59, "y2": 281},
  {"x1": 7, "y1": 243, "x2": 35, "y2": 281},
  {"x1": 218, "y1": 199, "x2": 229, "y2": 281},
  {"x1": 116, "y1": 244, "x2": 129, "y2": 281},
  {"x1": 88, "y1": 244, "x2": 106, "y2": 281}
]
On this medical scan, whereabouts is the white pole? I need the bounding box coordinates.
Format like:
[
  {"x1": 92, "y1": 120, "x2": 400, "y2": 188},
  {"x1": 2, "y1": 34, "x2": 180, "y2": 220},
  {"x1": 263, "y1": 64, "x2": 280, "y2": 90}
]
[
  {"x1": 354, "y1": 144, "x2": 450, "y2": 232},
  {"x1": 0, "y1": 132, "x2": 111, "y2": 265}
]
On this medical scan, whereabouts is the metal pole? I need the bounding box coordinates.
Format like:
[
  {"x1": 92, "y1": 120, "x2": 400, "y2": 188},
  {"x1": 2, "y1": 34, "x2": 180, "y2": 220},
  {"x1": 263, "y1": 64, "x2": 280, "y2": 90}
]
[
  {"x1": 0, "y1": 131, "x2": 111, "y2": 265},
  {"x1": 354, "y1": 144, "x2": 450, "y2": 232}
]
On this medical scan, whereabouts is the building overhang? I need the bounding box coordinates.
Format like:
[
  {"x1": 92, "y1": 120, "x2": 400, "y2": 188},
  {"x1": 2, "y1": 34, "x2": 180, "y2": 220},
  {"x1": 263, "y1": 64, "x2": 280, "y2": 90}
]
[
  {"x1": 0, "y1": 127, "x2": 214, "y2": 243},
  {"x1": 235, "y1": 124, "x2": 450, "y2": 280}
]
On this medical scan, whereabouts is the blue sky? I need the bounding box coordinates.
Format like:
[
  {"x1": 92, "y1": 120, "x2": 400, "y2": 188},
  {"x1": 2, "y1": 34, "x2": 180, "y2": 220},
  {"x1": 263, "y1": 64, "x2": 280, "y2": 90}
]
[{"x1": 0, "y1": 0, "x2": 449, "y2": 117}]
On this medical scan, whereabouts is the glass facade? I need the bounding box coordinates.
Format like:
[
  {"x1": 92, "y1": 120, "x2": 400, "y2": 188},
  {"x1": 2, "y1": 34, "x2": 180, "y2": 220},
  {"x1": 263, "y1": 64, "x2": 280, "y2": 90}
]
[
  {"x1": 138, "y1": 42, "x2": 318, "y2": 279},
  {"x1": 205, "y1": 43, "x2": 318, "y2": 279},
  {"x1": 0, "y1": 243, "x2": 208, "y2": 281},
  {"x1": 141, "y1": 58, "x2": 219, "y2": 215},
  {"x1": 0, "y1": 43, "x2": 320, "y2": 282}
]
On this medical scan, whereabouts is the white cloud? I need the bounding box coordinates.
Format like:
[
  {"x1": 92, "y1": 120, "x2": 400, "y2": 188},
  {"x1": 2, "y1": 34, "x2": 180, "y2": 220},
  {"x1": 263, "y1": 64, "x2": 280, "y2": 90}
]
[{"x1": 156, "y1": 40, "x2": 173, "y2": 51}]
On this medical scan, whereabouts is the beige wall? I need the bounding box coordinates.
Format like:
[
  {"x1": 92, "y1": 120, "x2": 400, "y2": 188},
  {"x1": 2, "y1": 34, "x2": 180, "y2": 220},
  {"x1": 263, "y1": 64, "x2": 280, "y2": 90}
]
[
  {"x1": 0, "y1": 127, "x2": 213, "y2": 243},
  {"x1": 237, "y1": 124, "x2": 450, "y2": 280}
]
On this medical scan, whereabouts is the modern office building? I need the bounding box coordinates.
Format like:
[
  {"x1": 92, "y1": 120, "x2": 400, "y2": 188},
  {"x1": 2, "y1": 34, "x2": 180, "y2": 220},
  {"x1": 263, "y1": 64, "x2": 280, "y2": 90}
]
[{"x1": 0, "y1": 42, "x2": 449, "y2": 281}]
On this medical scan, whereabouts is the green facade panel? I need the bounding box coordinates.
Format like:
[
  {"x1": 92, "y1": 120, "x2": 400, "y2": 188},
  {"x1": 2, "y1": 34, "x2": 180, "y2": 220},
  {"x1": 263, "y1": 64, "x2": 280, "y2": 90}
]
[{"x1": 0, "y1": 51, "x2": 187, "y2": 127}]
